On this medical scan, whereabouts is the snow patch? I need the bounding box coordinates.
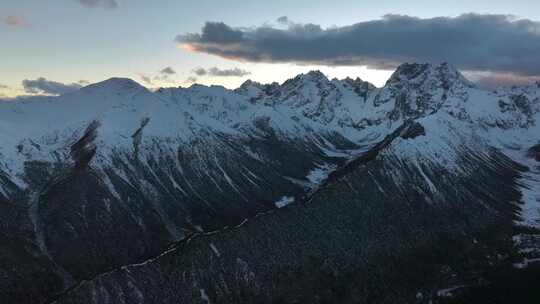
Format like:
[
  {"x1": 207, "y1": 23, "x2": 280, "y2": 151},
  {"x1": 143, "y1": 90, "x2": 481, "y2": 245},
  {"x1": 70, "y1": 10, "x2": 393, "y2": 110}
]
[
  {"x1": 275, "y1": 196, "x2": 294, "y2": 208},
  {"x1": 306, "y1": 164, "x2": 335, "y2": 186},
  {"x1": 513, "y1": 257, "x2": 540, "y2": 269},
  {"x1": 436, "y1": 285, "x2": 467, "y2": 298},
  {"x1": 517, "y1": 169, "x2": 540, "y2": 228},
  {"x1": 0, "y1": 184, "x2": 8, "y2": 198},
  {"x1": 200, "y1": 288, "x2": 211, "y2": 303},
  {"x1": 209, "y1": 243, "x2": 221, "y2": 257}
]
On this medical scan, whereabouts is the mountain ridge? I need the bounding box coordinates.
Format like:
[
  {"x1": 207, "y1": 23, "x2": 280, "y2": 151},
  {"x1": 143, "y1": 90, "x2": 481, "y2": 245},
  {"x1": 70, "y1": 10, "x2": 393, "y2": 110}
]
[{"x1": 1, "y1": 62, "x2": 540, "y2": 303}]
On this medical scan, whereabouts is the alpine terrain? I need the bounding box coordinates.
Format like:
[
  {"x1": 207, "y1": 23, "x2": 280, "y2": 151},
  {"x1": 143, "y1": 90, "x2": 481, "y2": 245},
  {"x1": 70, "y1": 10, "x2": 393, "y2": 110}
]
[{"x1": 1, "y1": 63, "x2": 540, "y2": 303}]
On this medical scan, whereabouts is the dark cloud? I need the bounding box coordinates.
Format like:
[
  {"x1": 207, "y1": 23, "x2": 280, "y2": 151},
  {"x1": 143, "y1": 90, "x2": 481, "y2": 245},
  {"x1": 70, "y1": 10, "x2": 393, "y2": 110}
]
[
  {"x1": 277, "y1": 16, "x2": 291, "y2": 26},
  {"x1": 3, "y1": 15, "x2": 26, "y2": 27},
  {"x1": 181, "y1": 22, "x2": 244, "y2": 45},
  {"x1": 138, "y1": 75, "x2": 153, "y2": 85},
  {"x1": 208, "y1": 67, "x2": 250, "y2": 77},
  {"x1": 185, "y1": 77, "x2": 198, "y2": 83},
  {"x1": 139, "y1": 68, "x2": 179, "y2": 86},
  {"x1": 193, "y1": 68, "x2": 207, "y2": 76},
  {"x1": 466, "y1": 72, "x2": 540, "y2": 89},
  {"x1": 160, "y1": 67, "x2": 176, "y2": 75},
  {"x1": 22, "y1": 78, "x2": 82, "y2": 95},
  {"x1": 192, "y1": 67, "x2": 250, "y2": 77},
  {"x1": 177, "y1": 14, "x2": 540, "y2": 78},
  {"x1": 76, "y1": 0, "x2": 118, "y2": 9},
  {"x1": 154, "y1": 75, "x2": 177, "y2": 84},
  {"x1": 0, "y1": 83, "x2": 8, "y2": 89}
]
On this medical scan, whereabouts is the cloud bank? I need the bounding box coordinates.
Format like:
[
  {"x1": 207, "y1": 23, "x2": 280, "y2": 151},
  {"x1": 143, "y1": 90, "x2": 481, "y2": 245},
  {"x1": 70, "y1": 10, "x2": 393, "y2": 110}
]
[
  {"x1": 76, "y1": 0, "x2": 118, "y2": 9},
  {"x1": 185, "y1": 77, "x2": 198, "y2": 84},
  {"x1": 466, "y1": 72, "x2": 540, "y2": 89},
  {"x1": 177, "y1": 14, "x2": 540, "y2": 85},
  {"x1": 160, "y1": 67, "x2": 176, "y2": 75},
  {"x1": 138, "y1": 67, "x2": 179, "y2": 86},
  {"x1": 193, "y1": 67, "x2": 250, "y2": 77},
  {"x1": 3, "y1": 15, "x2": 26, "y2": 27},
  {"x1": 138, "y1": 75, "x2": 153, "y2": 85},
  {"x1": 22, "y1": 78, "x2": 83, "y2": 95}
]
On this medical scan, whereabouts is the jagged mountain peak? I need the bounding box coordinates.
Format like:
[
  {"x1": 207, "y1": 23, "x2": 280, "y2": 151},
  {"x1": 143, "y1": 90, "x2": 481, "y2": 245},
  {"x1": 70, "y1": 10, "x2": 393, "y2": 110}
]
[
  {"x1": 282, "y1": 70, "x2": 331, "y2": 88},
  {"x1": 302, "y1": 70, "x2": 328, "y2": 81},
  {"x1": 386, "y1": 62, "x2": 474, "y2": 90},
  {"x1": 234, "y1": 79, "x2": 266, "y2": 98},
  {"x1": 183, "y1": 83, "x2": 229, "y2": 92},
  {"x1": 279, "y1": 70, "x2": 337, "y2": 101},
  {"x1": 341, "y1": 77, "x2": 377, "y2": 99},
  {"x1": 156, "y1": 83, "x2": 232, "y2": 99},
  {"x1": 342, "y1": 76, "x2": 374, "y2": 86},
  {"x1": 389, "y1": 62, "x2": 433, "y2": 81},
  {"x1": 373, "y1": 63, "x2": 476, "y2": 121},
  {"x1": 239, "y1": 79, "x2": 263, "y2": 88}
]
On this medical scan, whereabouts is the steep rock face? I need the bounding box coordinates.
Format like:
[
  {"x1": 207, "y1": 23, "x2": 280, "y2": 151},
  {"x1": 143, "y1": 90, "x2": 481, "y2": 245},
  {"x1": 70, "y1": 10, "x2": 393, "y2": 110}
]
[
  {"x1": 400, "y1": 121, "x2": 426, "y2": 139},
  {"x1": 373, "y1": 63, "x2": 474, "y2": 121},
  {"x1": 342, "y1": 76, "x2": 377, "y2": 100},
  {"x1": 249, "y1": 71, "x2": 346, "y2": 125},
  {"x1": 493, "y1": 86, "x2": 540, "y2": 128},
  {"x1": 1, "y1": 63, "x2": 540, "y2": 303},
  {"x1": 528, "y1": 144, "x2": 540, "y2": 161}
]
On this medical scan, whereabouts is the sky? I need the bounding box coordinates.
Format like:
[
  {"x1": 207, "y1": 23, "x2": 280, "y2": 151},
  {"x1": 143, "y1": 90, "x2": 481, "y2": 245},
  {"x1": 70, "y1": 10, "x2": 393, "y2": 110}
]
[{"x1": 1, "y1": 0, "x2": 540, "y2": 97}]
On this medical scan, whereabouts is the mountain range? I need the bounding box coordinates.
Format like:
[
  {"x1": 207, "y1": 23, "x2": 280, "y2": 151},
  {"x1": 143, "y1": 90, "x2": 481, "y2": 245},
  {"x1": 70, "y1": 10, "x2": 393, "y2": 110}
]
[{"x1": 1, "y1": 62, "x2": 539, "y2": 303}]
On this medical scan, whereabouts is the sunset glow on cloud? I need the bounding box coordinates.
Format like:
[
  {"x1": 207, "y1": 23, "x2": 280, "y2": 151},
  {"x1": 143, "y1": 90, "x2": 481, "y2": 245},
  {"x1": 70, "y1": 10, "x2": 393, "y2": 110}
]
[{"x1": 2, "y1": 0, "x2": 540, "y2": 97}]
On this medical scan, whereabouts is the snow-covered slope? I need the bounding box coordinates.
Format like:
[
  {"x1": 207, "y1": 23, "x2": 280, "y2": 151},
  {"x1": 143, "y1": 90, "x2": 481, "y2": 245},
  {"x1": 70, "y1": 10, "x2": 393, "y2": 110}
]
[{"x1": 1, "y1": 62, "x2": 540, "y2": 303}]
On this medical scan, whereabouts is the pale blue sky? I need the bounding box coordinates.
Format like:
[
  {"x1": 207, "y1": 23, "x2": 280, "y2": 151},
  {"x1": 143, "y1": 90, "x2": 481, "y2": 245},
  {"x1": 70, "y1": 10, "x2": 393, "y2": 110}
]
[{"x1": 1, "y1": 0, "x2": 540, "y2": 96}]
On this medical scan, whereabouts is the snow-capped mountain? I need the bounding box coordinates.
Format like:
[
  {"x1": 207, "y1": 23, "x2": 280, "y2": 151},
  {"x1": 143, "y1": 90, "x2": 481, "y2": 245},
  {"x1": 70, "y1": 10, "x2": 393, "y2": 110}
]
[{"x1": 1, "y1": 63, "x2": 540, "y2": 303}]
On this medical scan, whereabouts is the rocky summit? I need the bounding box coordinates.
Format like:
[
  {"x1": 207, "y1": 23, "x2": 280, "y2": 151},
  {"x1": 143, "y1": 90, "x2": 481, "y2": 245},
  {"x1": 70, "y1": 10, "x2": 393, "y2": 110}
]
[{"x1": 1, "y1": 63, "x2": 540, "y2": 303}]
